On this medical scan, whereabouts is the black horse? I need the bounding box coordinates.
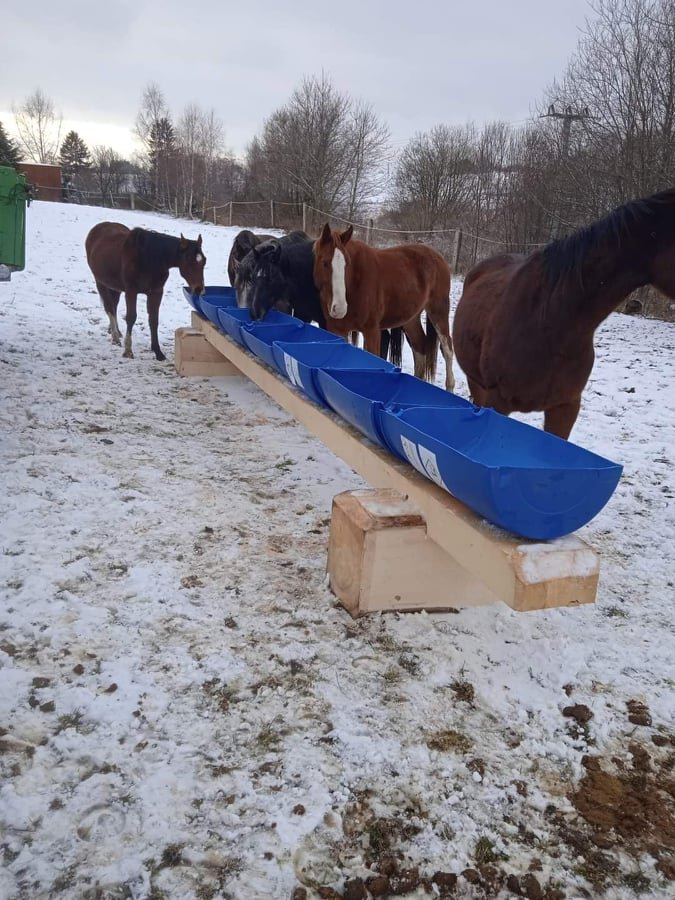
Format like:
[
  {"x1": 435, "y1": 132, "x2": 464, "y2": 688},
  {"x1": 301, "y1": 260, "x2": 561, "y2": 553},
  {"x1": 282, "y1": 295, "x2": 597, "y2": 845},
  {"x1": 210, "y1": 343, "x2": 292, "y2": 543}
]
[{"x1": 242, "y1": 231, "x2": 401, "y2": 362}]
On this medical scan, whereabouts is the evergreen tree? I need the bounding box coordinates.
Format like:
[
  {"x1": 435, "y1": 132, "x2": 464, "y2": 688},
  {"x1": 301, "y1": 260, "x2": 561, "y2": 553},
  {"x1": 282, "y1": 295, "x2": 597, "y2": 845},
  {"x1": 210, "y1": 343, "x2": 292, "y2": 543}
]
[
  {"x1": 0, "y1": 120, "x2": 21, "y2": 168},
  {"x1": 147, "y1": 116, "x2": 176, "y2": 205},
  {"x1": 59, "y1": 130, "x2": 91, "y2": 172}
]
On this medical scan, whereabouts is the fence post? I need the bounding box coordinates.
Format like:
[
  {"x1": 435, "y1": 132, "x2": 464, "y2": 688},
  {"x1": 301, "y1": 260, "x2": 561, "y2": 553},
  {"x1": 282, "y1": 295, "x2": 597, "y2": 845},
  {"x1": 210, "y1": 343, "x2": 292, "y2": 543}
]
[
  {"x1": 175, "y1": 197, "x2": 179, "y2": 217},
  {"x1": 270, "y1": 199, "x2": 275, "y2": 229},
  {"x1": 130, "y1": 192, "x2": 136, "y2": 211},
  {"x1": 213, "y1": 206, "x2": 217, "y2": 225},
  {"x1": 302, "y1": 202, "x2": 307, "y2": 234},
  {"x1": 229, "y1": 201, "x2": 233, "y2": 226},
  {"x1": 452, "y1": 229, "x2": 463, "y2": 272},
  {"x1": 366, "y1": 218, "x2": 374, "y2": 245}
]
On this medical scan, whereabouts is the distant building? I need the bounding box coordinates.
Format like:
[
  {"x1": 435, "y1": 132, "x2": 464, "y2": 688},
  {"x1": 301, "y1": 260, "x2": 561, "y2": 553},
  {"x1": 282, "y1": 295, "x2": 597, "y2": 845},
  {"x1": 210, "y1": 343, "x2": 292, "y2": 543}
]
[{"x1": 16, "y1": 162, "x2": 63, "y2": 202}]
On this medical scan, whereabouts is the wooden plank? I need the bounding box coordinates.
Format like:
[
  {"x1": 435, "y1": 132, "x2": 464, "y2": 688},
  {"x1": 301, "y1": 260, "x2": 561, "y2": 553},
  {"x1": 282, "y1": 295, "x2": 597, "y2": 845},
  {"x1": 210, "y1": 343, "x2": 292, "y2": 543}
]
[
  {"x1": 174, "y1": 327, "x2": 241, "y2": 377},
  {"x1": 190, "y1": 316, "x2": 599, "y2": 612},
  {"x1": 329, "y1": 490, "x2": 498, "y2": 616}
]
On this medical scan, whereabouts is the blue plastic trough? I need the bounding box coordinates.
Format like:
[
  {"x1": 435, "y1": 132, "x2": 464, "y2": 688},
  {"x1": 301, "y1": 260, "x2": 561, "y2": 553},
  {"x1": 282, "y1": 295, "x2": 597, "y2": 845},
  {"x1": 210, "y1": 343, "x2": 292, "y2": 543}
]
[
  {"x1": 185, "y1": 285, "x2": 623, "y2": 539},
  {"x1": 215, "y1": 307, "x2": 297, "y2": 346},
  {"x1": 315, "y1": 369, "x2": 474, "y2": 448},
  {"x1": 183, "y1": 285, "x2": 237, "y2": 319},
  {"x1": 377, "y1": 405, "x2": 622, "y2": 539},
  {"x1": 241, "y1": 323, "x2": 344, "y2": 373},
  {"x1": 271, "y1": 341, "x2": 398, "y2": 408}
]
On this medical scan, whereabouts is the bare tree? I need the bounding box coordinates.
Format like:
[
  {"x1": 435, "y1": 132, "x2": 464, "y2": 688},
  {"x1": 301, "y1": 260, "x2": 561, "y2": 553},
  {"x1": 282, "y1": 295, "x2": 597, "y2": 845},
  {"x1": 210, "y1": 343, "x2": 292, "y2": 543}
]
[
  {"x1": 13, "y1": 89, "x2": 63, "y2": 163},
  {"x1": 248, "y1": 73, "x2": 389, "y2": 217},
  {"x1": 91, "y1": 145, "x2": 125, "y2": 203},
  {"x1": 391, "y1": 125, "x2": 473, "y2": 231}
]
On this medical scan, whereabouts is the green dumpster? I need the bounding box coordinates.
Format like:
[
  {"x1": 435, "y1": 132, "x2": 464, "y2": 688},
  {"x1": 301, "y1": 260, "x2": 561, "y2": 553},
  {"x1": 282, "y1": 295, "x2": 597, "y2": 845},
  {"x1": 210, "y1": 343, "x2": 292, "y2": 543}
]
[{"x1": 0, "y1": 165, "x2": 31, "y2": 282}]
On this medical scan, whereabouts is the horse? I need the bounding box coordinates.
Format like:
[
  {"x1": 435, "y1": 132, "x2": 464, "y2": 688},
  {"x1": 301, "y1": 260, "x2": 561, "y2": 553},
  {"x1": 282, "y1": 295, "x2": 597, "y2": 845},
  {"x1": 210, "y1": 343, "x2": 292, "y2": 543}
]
[
  {"x1": 235, "y1": 231, "x2": 313, "y2": 315},
  {"x1": 312, "y1": 224, "x2": 455, "y2": 391},
  {"x1": 85, "y1": 222, "x2": 206, "y2": 361},
  {"x1": 452, "y1": 187, "x2": 675, "y2": 439},
  {"x1": 227, "y1": 229, "x2": 275, "y2": 287},
  {"x1": 244, "y1": 231, "x2": 399, "y2": 361}
]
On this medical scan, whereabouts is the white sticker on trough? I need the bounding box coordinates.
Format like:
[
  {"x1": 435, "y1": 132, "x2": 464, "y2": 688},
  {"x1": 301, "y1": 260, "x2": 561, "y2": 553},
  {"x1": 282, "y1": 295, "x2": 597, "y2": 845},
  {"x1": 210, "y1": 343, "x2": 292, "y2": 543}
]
[
  {"x1": 400, "y1": 436, "x2": 449, "y2": 491},
  {"x1": 284, "y1": 353, "x2": 301, "y2": 387},
  {"x1": 400, "y1": 436, "x2": 425, "y2": 475},
  {"x1": 418, "y1": 445, "x2": 448, "y2": 491}
]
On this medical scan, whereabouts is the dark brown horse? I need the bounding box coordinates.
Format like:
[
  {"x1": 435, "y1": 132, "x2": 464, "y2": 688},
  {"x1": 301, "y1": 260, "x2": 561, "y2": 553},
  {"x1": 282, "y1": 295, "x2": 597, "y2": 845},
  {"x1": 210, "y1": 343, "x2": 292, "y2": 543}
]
[
  {"x1": 453, "y1": 188, "x2": 675, "y2": 439},
  {"x1": 313, "y1": 224, "x2": 455, "y2": 390},
  {"x1": 85, "y1": 222, "x2": 206, "y2": 360},
  {"x1": 227, "y1": 229, "x2": 275, "y2": 286}
]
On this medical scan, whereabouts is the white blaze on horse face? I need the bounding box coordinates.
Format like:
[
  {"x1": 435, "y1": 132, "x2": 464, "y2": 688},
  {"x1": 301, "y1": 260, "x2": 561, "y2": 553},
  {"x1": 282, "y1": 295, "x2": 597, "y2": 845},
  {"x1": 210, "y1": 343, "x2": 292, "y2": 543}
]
[{"x1": 329, "y1": 248, "x2": 348, "y2": 319}]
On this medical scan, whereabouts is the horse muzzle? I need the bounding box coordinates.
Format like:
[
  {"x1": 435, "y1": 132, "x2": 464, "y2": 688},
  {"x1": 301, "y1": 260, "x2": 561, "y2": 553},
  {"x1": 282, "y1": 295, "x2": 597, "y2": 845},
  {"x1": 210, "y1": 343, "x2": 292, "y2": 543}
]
[
  {"x1": 192, "y1": 284, "x2": 206, "y2": 296},
  {"x1": 330, "y1": 300, "x2": 348, "y2": 319}
]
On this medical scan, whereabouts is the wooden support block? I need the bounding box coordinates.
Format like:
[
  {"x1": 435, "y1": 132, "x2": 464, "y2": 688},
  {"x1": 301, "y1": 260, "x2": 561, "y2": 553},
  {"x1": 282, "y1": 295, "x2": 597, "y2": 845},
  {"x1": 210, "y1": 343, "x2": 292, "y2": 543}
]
[
  {"x1": 174, "y1": 327, "x2": 241, "y2": 377},
  {"x1": 190, "y1": 316, "x2": 600, "y2": 613},
  {"x1": 328, "y1": 489, "x2": 499, "y2": 616}
]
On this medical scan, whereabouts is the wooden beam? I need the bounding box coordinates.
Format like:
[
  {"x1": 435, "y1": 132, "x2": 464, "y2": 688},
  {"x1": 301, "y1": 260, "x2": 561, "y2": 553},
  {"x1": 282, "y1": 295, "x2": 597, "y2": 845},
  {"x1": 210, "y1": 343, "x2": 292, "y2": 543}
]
[{"x1": 186, "y1": 316, "x2": 599, "y2": 612}]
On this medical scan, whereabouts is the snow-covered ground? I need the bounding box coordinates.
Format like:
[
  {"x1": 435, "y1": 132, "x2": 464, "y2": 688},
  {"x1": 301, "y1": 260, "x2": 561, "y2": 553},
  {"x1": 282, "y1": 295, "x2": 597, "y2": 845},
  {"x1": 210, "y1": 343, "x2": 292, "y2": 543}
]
[{"x1": 1, "y1": 202, "x2": 673, "y2": 900}]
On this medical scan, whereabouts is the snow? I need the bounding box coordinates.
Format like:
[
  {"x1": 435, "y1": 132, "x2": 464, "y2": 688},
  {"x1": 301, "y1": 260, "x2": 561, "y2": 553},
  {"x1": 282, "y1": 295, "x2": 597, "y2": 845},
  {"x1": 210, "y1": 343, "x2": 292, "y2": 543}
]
[{"x1": 1, "y1": 201, "x2": 674, "y2": 899}]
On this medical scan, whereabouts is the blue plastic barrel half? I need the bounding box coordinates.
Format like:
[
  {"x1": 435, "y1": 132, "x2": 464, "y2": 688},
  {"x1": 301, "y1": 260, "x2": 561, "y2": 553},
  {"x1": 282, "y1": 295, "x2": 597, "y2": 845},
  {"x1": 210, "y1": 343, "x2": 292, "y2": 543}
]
[
  {"x1": 378, "y1": 405, "x2": 623, "y2": 539},
  {"x1": 216, "y1": 307, "x2": 297, "y2": 346},
  {"x1": 272, "y1": 341, "x2": 397, "y2": 407},
  {"x1": 242, "y1": 322, "x2": 344, "y2": 373},
  {"x1": 316, "y1": 369, "x2": 474, "y2": 446}
]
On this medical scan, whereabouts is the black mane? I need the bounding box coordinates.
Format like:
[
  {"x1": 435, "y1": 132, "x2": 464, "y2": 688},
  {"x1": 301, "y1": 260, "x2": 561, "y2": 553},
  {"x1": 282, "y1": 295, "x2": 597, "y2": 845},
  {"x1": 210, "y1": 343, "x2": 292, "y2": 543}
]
[
  {"x1": 129, "y1": 227, "x2": 182, "y2": 266},
  {"x1": 541, "y1": 188, "x2": 675, "y2": 287}
]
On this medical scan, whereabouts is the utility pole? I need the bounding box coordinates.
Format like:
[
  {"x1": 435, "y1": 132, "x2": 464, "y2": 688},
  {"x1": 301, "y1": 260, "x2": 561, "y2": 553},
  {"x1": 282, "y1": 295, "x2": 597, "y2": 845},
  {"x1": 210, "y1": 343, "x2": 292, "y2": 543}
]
[{"x1": 541, "y1": 104, "x2": 591, "y2": 238}]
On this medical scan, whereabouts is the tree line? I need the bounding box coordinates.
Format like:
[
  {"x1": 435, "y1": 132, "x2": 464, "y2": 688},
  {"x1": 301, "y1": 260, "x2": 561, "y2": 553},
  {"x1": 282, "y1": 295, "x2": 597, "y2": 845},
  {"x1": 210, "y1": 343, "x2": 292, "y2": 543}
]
[{"x1": 2, "y1": 0, "x2": 673, "y2": 316}]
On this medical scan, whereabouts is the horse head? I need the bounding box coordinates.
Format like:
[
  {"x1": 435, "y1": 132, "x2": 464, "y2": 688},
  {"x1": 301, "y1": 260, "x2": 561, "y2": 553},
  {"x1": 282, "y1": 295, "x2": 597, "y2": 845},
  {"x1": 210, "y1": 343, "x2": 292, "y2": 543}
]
[
  {"x1": 178, "y1": 233, "x2": 206, "y2": 295},
  {"x1": 248, "y1": 239, "x2": 290, "y2": 320},
  {"x1": 313, "y1": 223, "x2": 353, "y2": 320}
]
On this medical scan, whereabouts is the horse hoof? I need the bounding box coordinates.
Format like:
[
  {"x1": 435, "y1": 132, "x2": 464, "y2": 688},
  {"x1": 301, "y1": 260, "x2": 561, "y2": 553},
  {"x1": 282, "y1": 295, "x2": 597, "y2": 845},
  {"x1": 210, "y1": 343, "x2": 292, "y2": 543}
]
[
  {"x1": 123, "y1": 349, "x2": 134, "y2": 359},
  {"x1": 155, "y1": 352, "x2": 166, "y2": 362},
  {"x1": 112, "y1": 337, "x2": 121, "y2": 346}
]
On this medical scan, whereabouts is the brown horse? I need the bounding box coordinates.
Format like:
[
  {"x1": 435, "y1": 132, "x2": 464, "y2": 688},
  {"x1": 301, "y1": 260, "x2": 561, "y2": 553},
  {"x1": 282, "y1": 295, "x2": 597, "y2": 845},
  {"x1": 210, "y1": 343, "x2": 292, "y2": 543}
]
[
  {"x1": 453, "y1": 188, "x2": 675, "y2": 439},
  {"x1": 312, "y1": 224, "x2": 455, "y2": 390},
  {"x1": 85, "y1": 222, "x2": 206, "y2": 360}
]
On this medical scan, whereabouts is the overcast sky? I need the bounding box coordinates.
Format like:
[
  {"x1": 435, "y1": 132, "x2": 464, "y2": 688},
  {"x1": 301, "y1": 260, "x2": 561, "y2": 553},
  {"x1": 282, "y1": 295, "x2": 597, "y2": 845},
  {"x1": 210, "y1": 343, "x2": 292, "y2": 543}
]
[{"x1": 1, "y1": 0, "x2": 592, "y2": 160}]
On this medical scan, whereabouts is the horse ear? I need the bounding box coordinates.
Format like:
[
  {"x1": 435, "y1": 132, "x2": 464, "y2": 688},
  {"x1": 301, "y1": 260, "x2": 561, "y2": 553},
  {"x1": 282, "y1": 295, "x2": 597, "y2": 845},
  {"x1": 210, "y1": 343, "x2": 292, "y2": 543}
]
[
  {"x1": 319, "y1": 223, "x2": 332, "y2": 245},
  {"x1": 179, "y1": 233, "x2": 187, "y2": 248},
  {"x1": 197, "y1": 234, "x2": 202, "y2": 246},
  {"x1": 340, "y1": 225, "x2": 354, "y2": 245}
]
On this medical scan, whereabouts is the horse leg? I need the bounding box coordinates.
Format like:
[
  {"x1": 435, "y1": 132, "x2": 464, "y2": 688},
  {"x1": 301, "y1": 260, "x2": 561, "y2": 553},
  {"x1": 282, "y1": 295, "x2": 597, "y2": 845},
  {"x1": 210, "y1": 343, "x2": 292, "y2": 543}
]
[
  {"x1": 544, "y1": 397, "x2": 582, "y2": 440},
  {"x1": 402, "y1": 317, "x2": 429, "y2": 381},
  {"x1": 147, "y1": 290, "x2": 166, "y2": 361},
  {"x1": 467, "y1": 378, "x2": 487, "y2": 407},
  {"x1": 96, "y1": 282, "x2": 122, "y2": 345},
  {"x1": 426, "y1": 309, "x2": 455, "y2": 392},
  {"x1": 379, "y1": 330, "x2": 391, "y2": 359},
  {"x1": 123, "y1": 291, "x2": 138, "y2": 359},
  {"x1": 363, "y1": 328, "x2": 382, "y2": 356}
]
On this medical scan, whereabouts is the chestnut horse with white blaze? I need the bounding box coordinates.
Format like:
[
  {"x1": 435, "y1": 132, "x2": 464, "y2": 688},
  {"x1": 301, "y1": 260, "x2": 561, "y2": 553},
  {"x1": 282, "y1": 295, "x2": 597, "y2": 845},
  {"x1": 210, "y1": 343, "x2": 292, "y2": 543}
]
[
  {"x1": 312, "y1": 224, "x2": 455, "y2": 390},
  {"x1": 85, "y1": 222, "x2": 206, "y2": 361}
]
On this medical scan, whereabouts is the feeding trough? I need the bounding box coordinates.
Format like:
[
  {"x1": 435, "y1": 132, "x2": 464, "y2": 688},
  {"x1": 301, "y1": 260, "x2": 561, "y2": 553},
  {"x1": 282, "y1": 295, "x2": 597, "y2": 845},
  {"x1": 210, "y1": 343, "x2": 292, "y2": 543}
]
[
  {"x1": 215, "y1": 306, "x2": 297, "y2": 346},
  {"x1": 271, "y1": 341, "x2": 398, "y2": 408},
  {"x1": 316, "y1": 369, "x2": 474, "y2": 448},
  {"x1": 183, "y1": 285, "x2": 237, "y2": 324},
  {"x1": 378, "y1": 405, "x2": 622, "y2": 540},
  {"x1": 241, "y1": 322, "x2": 344, "y2": 373}
]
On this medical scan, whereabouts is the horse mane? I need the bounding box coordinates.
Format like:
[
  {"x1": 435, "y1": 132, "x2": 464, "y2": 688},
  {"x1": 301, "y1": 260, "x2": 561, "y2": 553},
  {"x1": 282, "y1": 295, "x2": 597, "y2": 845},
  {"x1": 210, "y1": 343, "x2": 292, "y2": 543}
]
[
  {"x1": 128, "y1": 227, "x2": 181, "y2": 266},
  {"x1": 541, "y1": 188, "x2": 675, "y2": 290}
]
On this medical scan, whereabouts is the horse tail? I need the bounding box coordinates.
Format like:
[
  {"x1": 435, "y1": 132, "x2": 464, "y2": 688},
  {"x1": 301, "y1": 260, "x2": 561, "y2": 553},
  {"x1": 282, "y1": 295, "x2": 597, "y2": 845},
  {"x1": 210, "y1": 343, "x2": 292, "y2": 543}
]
[
  {"x1": 388, "y1": 327, "x2": 404, "y2": 368},
  {"x1": 423, "y1": 315, "x2": 439, "y2": 382}
]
